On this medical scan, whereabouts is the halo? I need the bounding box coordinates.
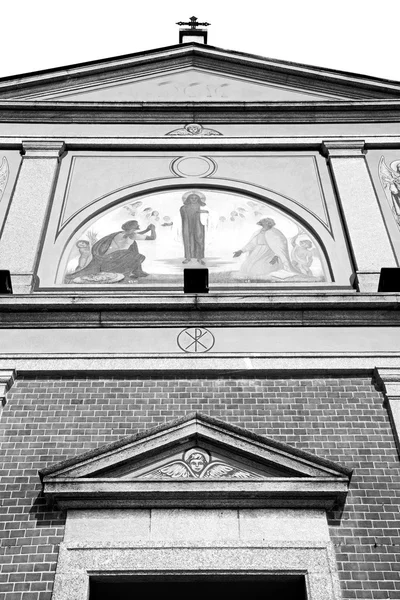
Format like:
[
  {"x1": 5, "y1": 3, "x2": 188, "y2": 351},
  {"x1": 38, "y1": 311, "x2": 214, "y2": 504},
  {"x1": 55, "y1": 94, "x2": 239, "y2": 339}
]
[
  {"x1": 390, "y1": 160, "x2": 400, "y2": 174},
  {"x1": 121, "y1": 220, "x2": 139, "y2": 231},
  {"x1": 294, "y1": 234, "x2": 312, "y2": 244},
  {"x1": 183, "y1": 447, "x2": 211, "y2": 464},
  {"x1": 182, "y1": 190, "x2": 206, "y2": 203},
  {"x1": 185, "y1": 123, "x2": 202, "y2": 131}
]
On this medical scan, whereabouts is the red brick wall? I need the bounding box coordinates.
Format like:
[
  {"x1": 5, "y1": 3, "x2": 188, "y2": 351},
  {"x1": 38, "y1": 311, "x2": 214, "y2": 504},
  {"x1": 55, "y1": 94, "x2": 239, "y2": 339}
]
[{"x1": 0, "y1": 376, "x2": 398, "y2": 600}]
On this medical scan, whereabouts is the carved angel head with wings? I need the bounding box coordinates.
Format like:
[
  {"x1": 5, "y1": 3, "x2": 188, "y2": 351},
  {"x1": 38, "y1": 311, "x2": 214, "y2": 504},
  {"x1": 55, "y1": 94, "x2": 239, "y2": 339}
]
[
  {"x1": 141, "y1": 447, "x2": 259, "y2": 480},
  {"x1": 184, "y1": 448, "x2": 210, "y2": 473}
]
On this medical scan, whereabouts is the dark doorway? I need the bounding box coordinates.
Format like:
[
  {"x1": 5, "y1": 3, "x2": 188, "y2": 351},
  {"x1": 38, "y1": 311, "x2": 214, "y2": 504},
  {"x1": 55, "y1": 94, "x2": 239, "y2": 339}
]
[{"x1": 90, "y1": 577, "x2": 307, "y2": 600}]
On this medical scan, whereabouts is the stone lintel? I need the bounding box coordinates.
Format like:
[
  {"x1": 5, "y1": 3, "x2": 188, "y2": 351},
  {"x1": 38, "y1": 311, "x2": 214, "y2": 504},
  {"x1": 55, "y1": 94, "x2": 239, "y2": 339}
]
[
  {"x1": 21, "y1": 139, "x2": 66, "y2": 159},
  {"x1": 0, "y1": 368, "x2": 16, "y2": 411},
  {"x1": 64, "y1": 508, "x2": 330, "y2": 544},
  {"x1": 52, "y1": 537, "x2": 342, "y2": 600},
  {"x1": 321, "y1": 139, "x2": 366, "y2": 158}
]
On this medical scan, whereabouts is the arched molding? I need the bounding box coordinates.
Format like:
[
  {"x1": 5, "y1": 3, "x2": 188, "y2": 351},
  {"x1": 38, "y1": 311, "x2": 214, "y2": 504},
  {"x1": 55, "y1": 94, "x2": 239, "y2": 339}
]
[{"x1": 52, "y1": 178, "x2": 336, "y2": 285}]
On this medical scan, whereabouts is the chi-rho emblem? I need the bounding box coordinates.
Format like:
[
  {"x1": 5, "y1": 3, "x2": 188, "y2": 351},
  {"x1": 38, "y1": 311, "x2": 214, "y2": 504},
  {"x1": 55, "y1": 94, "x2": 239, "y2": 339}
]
[{"x1": 177, "y1": 327, "x2": 215, "y2": 353}]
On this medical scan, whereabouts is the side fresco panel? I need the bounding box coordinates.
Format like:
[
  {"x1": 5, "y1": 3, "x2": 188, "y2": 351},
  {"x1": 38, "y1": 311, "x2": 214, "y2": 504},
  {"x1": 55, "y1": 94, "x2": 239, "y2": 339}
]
[
  {"x1": 0, "y1": 150, "x2": 22, "y2": 238},
  {"x1": 367, "y1": 149, "x2": 400, "y2": 263}
]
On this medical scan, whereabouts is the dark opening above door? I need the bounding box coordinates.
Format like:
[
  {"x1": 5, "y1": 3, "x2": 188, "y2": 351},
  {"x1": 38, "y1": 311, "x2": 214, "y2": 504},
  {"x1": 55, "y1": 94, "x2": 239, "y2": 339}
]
[{"x1": 90, "y1": 578, "x2": 307, "y2": 600}]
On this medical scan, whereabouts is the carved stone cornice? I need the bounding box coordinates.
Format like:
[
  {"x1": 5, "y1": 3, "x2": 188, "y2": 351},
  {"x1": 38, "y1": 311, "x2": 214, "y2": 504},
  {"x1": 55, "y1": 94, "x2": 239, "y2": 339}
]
[
  {"x1": 2, "y1": 101, "x2": 400, "y2": 124},
  {"x1": 0, "y1": 292, "x2": 400, "y2": 328}
]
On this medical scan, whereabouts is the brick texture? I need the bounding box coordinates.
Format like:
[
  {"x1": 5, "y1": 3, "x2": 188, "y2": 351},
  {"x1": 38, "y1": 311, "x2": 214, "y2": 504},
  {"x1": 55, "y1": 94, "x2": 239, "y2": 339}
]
[{"x1": 0, "y1": 375, "x2": 398, "y2": 600}]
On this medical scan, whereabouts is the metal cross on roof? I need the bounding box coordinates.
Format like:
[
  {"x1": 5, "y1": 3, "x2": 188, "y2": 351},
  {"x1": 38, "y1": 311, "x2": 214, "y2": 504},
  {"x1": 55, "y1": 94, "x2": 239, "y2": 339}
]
[{"x1": 176, "y1": 16, "x2": 211, "y2": 29}]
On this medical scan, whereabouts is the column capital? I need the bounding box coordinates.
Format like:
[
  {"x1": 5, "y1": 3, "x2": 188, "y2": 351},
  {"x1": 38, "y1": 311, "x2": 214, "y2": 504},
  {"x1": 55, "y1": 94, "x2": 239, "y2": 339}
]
[
  {"x1": 22, "y1": 140, "x2": 66, "y2": 159},
  {"x1": 0, "y1": 369, "x2": 16, "y2": 409},
  {"x1": 375, "y1": 367, "x2": 400, "y2": 398},
  {"x1": 321, "y1": 140, "x2": 366, "y2": 158}
]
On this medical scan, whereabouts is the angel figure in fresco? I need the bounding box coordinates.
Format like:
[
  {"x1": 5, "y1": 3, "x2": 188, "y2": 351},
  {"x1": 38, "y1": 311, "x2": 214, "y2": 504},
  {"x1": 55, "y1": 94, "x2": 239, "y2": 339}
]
[
  {"x1": 0, "y1": 157, "x2": 9, "y2": 202},
  {"x1": 141, "y1": 448, "x2": 259, "y2": 480},
  {"x1": 233, "y1": 217, "x2": 295, "y2": 280},
  {"x1": 75, "y1": 240, "x2": 92, "y2": 271},
  {"x1": 379, "y1": 156, "x2": 400, "y2": 229},
  {"x1": 290, "y1": 234, "x2": 319, "y2": 277},
  {"x1": 124, "y1": 200, "x2": 143, "y2": 218},
  {"x1": 66, "y1": 220, "x2": 156, "y2": 284}
]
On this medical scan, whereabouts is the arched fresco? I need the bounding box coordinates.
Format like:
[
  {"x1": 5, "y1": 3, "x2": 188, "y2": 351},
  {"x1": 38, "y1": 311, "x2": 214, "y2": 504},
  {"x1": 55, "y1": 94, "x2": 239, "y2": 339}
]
[{"x1": 60, "y1": 189, "x2": 329, "y2": 286}]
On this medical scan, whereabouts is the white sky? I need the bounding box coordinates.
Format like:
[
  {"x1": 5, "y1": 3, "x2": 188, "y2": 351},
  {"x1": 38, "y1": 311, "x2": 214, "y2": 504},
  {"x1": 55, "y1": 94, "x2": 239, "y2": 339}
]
[{"x1": 0, "y1": 0, "x2": 399, "y2": 82}]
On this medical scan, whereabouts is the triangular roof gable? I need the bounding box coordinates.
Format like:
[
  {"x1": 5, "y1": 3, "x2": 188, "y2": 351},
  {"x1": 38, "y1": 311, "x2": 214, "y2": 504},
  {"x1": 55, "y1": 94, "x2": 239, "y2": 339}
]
[
  {"x1": 40, "y1": 413, "x2": 351, "y2": 510},
  {"x1": 2, "y1": 43, "x2": 400, "y2": 102},
  {"x1": 27, "y1": 68, "x2": 340, "y2": 103}
]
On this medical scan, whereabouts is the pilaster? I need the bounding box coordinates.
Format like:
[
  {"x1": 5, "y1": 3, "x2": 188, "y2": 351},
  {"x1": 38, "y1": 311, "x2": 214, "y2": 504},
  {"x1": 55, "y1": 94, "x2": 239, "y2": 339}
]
[
  {"x1": 375, "y1": 367, "x2": 400, "y2": 458},
  {"x1": 0, "y1": 369, "x2": 16, "y2": 416},
  {"x1": 322, "y1": 140, "x2": 397, "y2": 292},
  {"x1": 0, "y1": 140, "x2": 65, "y2": 294}
]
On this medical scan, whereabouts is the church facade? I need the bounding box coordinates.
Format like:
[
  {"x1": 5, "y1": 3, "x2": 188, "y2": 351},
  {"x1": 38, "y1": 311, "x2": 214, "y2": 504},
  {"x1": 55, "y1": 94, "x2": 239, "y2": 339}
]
[{"x1": 1, "y1": 25, "x2": 400, "y2": 600}]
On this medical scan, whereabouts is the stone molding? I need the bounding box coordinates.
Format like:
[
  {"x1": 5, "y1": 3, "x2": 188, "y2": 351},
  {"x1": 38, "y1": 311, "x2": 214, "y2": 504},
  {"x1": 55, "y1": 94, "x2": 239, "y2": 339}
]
[
  {"x1": 0, "y1": 352, "x2": 400, "y2": 374},
  {"x1": 2, "y1": 101, "x2": 400, "y2": 124},
  {"x1": 0, "y1": 291, "x2": 400, "y2": 328},
  {"x1": 0, "y1": 368, "x2": 16, "y2": 411},
  {"x1": 42, "y1": 478, "x2": 351, "y2": 511},
  {"x1": 53, "y1": 535, "x2": 342, "y2": 600},
  {"x1": 1, "y1": 135, "x2": 400, "y2": 150}
]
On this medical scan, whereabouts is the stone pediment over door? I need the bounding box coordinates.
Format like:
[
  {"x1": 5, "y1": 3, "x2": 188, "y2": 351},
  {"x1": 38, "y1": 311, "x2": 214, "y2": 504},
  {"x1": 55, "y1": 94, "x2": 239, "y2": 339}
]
[{"x1": 40, "y1": 413, "x2": 352, "y2": 510}]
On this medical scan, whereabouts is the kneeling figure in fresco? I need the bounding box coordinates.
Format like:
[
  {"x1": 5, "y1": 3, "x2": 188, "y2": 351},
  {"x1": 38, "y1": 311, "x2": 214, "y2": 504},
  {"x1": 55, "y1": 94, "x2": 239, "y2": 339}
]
[
  {"x1": 66, "y1": 220, "x2": 156, "y2": 284},
  {"x1": 233, "y1": 217, "x2": 295, "y2": 280}
]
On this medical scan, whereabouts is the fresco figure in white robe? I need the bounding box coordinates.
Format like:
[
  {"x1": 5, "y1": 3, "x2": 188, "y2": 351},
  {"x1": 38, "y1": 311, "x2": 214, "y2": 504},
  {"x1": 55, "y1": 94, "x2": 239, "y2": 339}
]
[{"x1": 233, "y1": 217, "x2": 294, "y2": 279}]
